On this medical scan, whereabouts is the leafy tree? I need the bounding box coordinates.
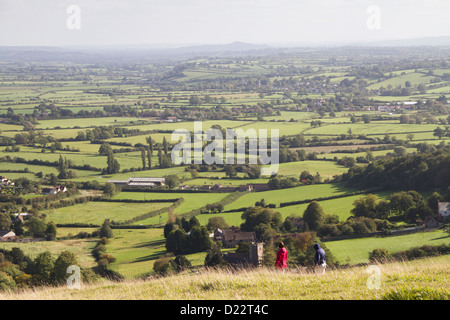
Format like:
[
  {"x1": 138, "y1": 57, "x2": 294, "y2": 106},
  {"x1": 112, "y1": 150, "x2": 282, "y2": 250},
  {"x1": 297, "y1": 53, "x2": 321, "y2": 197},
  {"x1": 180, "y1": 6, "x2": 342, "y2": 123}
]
[
  {"x1": 164, "y1": 175, "x2": 180, "y2": 189},
  {"x1": 166, "y1": 228, "x2": 187, "y2": 254},
  {"x1": 206, "y1": 216, "x2": 229, "y2": 231},
  {"x1": 351, "y1": 194, "x2": 379, "y2": 219},
  {"x1": 32, "y1": 251, "x2": 55, "y2": 284},
  {"x1": 204, "y1": 244, "x2": 227, "y2": 267},
  {"x1": 45, "y1": 222, "x2": 57, "y2": 241},
  {"x1": 241, "y1": 206, "x2": 282, "y2": 232},
  {"x1": 433, "y1": 127, "x2": 445, "y2": 139},
  {"x1": 98, "y1": 143, "x2": 112, "y2": 156},
  {"x1": 188, "y1": 226, "x2": 211, "y2": 253},
  {"x1": 26, "y1": 217, "x2": 47, "y2": 238},
  {"x1": 224, "y1": 164, "x2": 237, "y2": 178},
  {"x1": 104, "y1": 182, "x2": 118, "y2": 197},
  {"x1": 99, "y1": 219, "x2": 113, "y2": 239},
  {"x1": 52, "y1": 251, "x2": 78, "y2": 284},
  {"x1": 172, "y1": 255, "x2": 192, "y2": 272},
  {"x1": 105, "y1": 150, "x2": 120, "y2": 174},
  {"x1": 0, "y1": 213, "x2": 11, "y2": 230},
  {"x1": 302, "y1": 201, "x2": 325, "y2": 231}
]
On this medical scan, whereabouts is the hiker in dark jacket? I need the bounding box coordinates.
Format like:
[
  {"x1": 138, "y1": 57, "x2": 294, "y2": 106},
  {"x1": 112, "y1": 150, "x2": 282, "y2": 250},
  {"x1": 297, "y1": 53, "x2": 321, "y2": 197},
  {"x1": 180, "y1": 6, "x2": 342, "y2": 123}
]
[{"x1": 313, "y1": 243, "x2": 326, "y2": 274}]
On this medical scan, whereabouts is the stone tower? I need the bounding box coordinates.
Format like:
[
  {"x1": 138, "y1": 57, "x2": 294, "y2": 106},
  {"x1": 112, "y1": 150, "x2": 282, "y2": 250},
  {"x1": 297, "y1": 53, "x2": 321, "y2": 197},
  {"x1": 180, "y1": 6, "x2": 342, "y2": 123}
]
[{"x1": 249, "y1": 242, "x2": 264, "y2": 267}]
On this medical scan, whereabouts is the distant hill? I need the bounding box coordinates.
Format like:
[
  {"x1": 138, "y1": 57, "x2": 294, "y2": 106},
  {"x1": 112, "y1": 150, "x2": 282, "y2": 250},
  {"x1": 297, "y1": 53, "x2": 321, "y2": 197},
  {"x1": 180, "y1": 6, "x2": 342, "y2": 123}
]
[
  {"x1": 359, "y1": 36, "x2": 450, "y2": 47},
  {"x1": 172, "y1": 41, "x2": 271, "y2": 53},
  {"x1": 1, "y1": 37, "x2": 449, "y2": 63}
]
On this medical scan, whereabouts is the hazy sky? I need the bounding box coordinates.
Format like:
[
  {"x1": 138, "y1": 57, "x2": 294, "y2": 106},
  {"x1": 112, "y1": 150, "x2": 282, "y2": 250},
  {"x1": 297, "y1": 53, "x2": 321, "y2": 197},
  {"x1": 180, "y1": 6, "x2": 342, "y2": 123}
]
[{"x1": 0, "y1": 0, "x2": 449, "y2": 47}]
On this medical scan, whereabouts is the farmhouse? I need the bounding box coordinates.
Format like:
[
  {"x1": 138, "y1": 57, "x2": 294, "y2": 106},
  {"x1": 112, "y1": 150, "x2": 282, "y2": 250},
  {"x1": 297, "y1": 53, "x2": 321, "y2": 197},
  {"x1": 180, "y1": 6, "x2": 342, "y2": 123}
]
[
  {"x1": 42, "y1": 185, "x2": 67, "y2": 195},
  {"x1": 214, "y1": 227, "x2": 256, "y2": 248},
  {"x1": 14, "y1": 213, "x2": 32, "y2": 223},
  {"x1": 107, "y1": 177, "x2": 166, "y2": 188},
  {"x1": 438, "y1": 201, "x2": 450, "y2": 220},
  {"x1": 0, "y1": 230, "x2": 17, "y2": 241},
  {"x1": 1, "y1": 176, "x2": 13, "y2": 187}
]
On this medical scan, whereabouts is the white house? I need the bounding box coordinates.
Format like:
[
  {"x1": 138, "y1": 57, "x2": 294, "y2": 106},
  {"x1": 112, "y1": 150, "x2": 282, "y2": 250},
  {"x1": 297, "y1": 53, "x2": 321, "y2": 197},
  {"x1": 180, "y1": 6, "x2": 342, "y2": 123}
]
[{"x1": 438, "y1": 201, "x2": 450, "y2": 219}]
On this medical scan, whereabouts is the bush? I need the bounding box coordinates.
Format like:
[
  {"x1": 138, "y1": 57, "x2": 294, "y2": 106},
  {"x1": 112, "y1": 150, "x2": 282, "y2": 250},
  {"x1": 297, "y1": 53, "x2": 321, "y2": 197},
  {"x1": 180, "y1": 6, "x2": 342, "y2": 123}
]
[
  {"x1": 0, "y1": 271, "x2": 16, "y2": 291},
  {"x1": 369, "y1": 248, "x2": 390, "y2": 262},
  {"x1": 317, "y1": 223, "x2": 341, "y2": 237}
]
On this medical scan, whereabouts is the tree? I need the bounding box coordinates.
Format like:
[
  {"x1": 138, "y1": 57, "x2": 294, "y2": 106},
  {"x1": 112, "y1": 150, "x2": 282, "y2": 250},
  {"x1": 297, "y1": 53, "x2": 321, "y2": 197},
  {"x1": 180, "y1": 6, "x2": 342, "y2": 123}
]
[
  {"x1": 146, "y1": 147, "x2": 152, "y2": 169},
  {"x1": 351, "y1": 194, "x2": 380, "y2": 218},
  {"x1": 99, "y1": 219, "x2": 113, "y2": 239},
  {"x1": 158, "y1": 146, "x2": 163, "y2": 168},
  {"x1": 204, "y1": 244, "x2": 227, "y2": 267},
  {"x1": 188, "y1": 226, "x2": 211, "y2": 253},
  {"x1": 224, "y1": 165, "x2": 237, "y2": 178},
  {"x1": 189, "y1": 95, "x2": 202, "y2": 106},
  {"x1": 0, "y1": 213, "x2": 11, "y2": 230},
  {"x1": 57, "y1": 155, "x2": 74, "y2": 179},
  {"x1": 26, "y1": 216, "x2": 47, "y2": 238},
  {"x1": 393, "y1": 146, "x2": 407, "y2": 157},
  {"x1": 146, "y1": 136, "x2": 153, "y2": 156},
  {"x1": 104, "y1": 182, "x2": 117, "y2": 197},
  {"x1": 241, "y1": 206, "x2": 282, "y2": 232},
  {"x1": 166, "y1": 228, "x2": 187, "y2": 254},
  {"x1": 418, "y1": 84, "x2": 427, "y2": 94},
  {"x1": 53, "y1": 251, "x2": 78, "y2": 284},
  {"x1": 141, "y1": 148, "x2": 146, "y2": 169},
  {"x1": 105, "y1": 150, "x2": 120, "y2": 174},
  {"x1": 389, "y1": 191, "x2": 424, "y2": 215},
  {"x1": 165, "y1": 175, "x2": 180, "y2": 189},
  {"x1": 32, "y1": 251, "x2": 55, "y2": 284},
  {"x1": 405, "y1": 203, "x2": 433, "y2": 223},
  {"x1": 206, "y1": 216, "x2": 229, "y2": 231},
  {"x1": 362, "y1": 114, "x2": 372, "y2": 124},
  {"x1": 98, "y1": 143, "x2": 112, "y2": 156},
  {"x1": 163, "y1": 137, "x2": 169, "y2": 155},
  {"x1": 427, "y1": 192, "x2": 443, "y2": 212},
  {"x1": 302, "y1": 201, "x2": 325, "y2": 231},
  {"x1": 45, "y1": 222, "x2": 57, "y2": 241},
  {"x1": 406, "y1": 133, "x2": 414, "y2": 142},
  {"x1": 433, "y1": 127, "x2": 445, "y2": 140}
]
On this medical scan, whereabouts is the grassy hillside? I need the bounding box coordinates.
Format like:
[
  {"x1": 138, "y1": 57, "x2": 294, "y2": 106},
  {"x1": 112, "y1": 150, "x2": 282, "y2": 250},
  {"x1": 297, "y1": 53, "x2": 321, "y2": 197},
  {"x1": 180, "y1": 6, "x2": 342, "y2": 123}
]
[{"x1": 0, "y1": 255, "x2": 448, "y2": 300}]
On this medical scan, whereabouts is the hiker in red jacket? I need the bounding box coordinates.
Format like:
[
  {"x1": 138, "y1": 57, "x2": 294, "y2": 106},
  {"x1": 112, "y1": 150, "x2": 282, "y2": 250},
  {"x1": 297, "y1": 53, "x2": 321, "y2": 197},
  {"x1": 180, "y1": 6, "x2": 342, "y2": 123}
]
[{"x1": 275, "y1": 242, "x2": 288, "y2": 272}]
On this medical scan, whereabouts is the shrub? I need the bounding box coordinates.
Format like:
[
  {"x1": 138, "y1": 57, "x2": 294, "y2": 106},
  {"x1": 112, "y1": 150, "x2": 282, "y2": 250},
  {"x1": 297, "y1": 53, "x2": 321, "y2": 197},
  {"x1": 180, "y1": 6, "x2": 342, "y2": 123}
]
[
  {"x1": 0, "y1": 271, "x2": 16, "y2": 291},
  {"x1": 369, "y1": 248, "x2": 390, "y2": 262}
]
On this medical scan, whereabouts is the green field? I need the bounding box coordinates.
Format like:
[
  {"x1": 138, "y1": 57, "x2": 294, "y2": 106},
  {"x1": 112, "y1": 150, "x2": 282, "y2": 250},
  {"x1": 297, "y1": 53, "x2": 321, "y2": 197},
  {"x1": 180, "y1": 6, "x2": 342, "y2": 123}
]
[
  {"x1": 42, "y1": 201, "x2": 172, "y2": 225},
  {"x1": 326, "y1": 230, "x2": 450, "y2": 265},
  {"x1": 223, "y1": 183, "x2": 357, "y2": 212}
]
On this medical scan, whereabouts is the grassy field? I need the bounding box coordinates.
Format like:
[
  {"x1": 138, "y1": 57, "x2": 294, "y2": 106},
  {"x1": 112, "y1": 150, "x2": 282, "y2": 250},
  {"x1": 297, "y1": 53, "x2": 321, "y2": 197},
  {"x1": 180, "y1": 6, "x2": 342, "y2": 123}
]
[
  {"x1": 223, "y1": 183, "x2": 357, "y2": 212},
  {"x1": 0, "y1": 255, "x2": 448, "y2": 300},
  {"x1": 325, "y1": 230, "x2": 450, "y2": 265},
  {"x1": 276, "y1": 190, "x2": 391, "y2": 221},
  {"x1": 42, "y1": 201, "x2": 172, "y2": 225},
  {"x1": 112, "y1": 191, "x2": 230, "y2": 216},
  {"x1": 0, "y1": 238, "x2": 97, "y2": 268}
]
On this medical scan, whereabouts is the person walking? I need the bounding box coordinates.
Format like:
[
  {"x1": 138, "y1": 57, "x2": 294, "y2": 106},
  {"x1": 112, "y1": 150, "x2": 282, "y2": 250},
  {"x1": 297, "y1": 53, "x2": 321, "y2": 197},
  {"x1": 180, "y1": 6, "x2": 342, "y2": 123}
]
[
  {"x1": 275, "y1": 242, "x2": 288, "y2": 273},
  {"x1": 313, "y1": 243, "x2": 326, "y2": 274}
]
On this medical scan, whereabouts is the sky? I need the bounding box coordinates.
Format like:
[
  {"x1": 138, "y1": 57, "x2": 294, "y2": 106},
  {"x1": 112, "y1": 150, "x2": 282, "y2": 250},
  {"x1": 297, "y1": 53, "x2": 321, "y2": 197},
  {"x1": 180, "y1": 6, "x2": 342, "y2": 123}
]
[{"x1": 0, "y1": 0, "x2": 449, "y2": 47}]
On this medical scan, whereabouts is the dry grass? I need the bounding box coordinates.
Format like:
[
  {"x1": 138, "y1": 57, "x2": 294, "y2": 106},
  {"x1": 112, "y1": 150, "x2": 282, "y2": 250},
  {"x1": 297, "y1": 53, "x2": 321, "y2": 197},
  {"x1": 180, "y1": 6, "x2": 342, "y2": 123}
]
[{"x1": 1, "y1": 256, "x2": 448, "y2": 300}]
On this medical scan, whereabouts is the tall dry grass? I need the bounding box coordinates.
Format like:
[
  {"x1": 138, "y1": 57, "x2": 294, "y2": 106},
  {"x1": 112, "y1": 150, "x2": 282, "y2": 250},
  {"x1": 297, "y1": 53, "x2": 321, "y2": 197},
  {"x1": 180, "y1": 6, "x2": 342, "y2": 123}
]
[{"x1": 0, "y1": 256, "x2": 448, "y2": 300}]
